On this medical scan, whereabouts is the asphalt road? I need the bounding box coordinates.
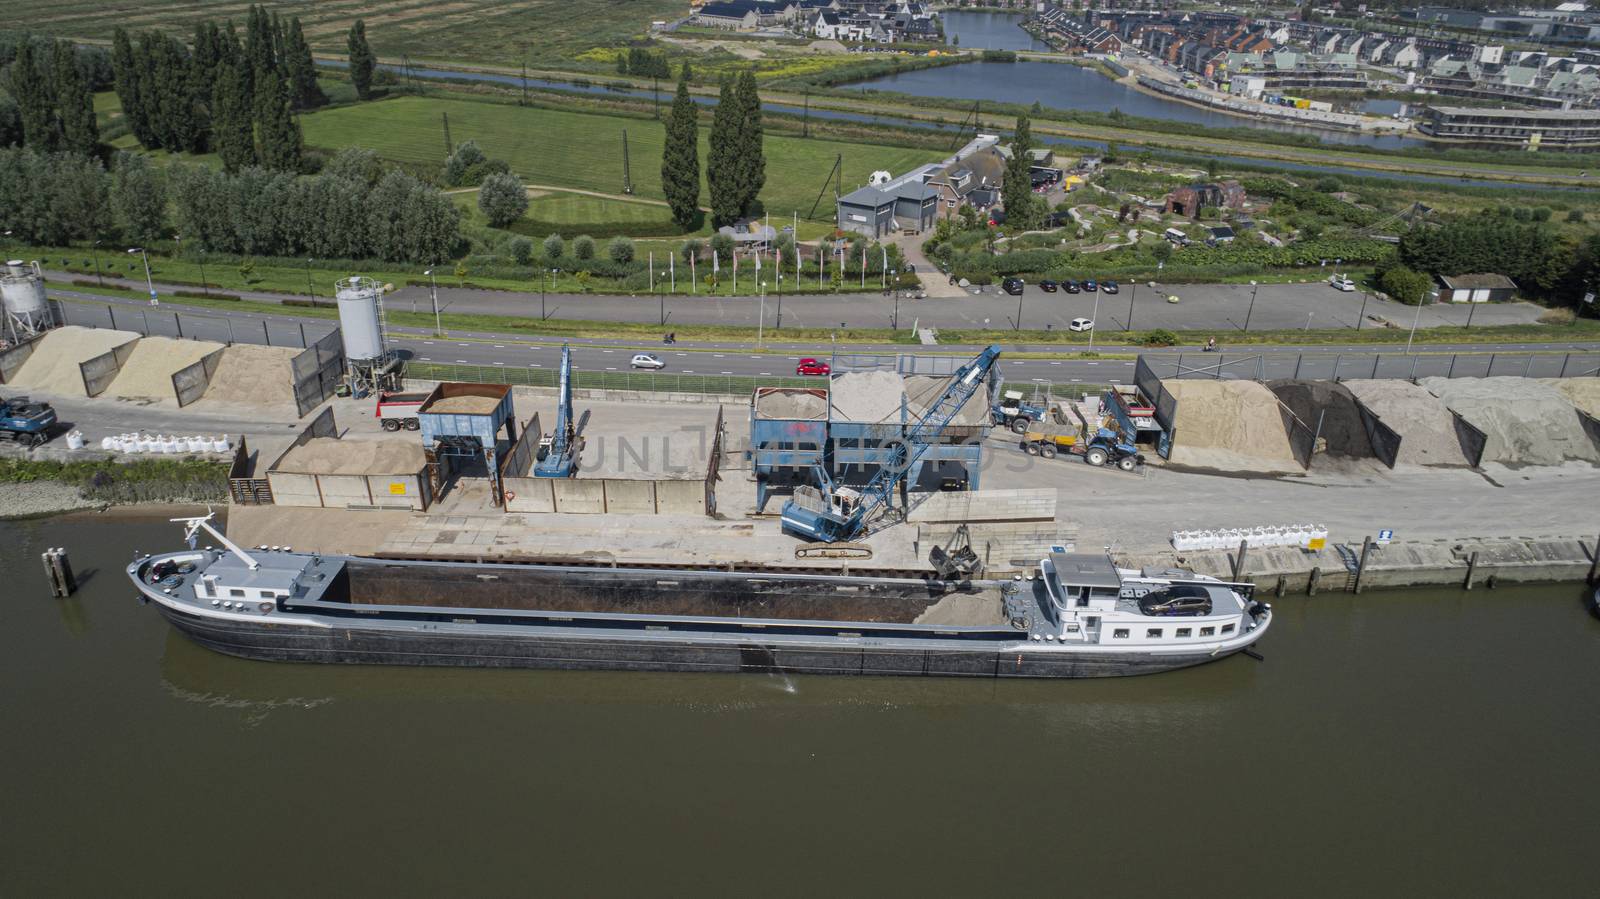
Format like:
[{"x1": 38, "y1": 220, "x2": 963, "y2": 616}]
[{"x1": 52, "y1": 290, "x2": 1600, "y2": 389}]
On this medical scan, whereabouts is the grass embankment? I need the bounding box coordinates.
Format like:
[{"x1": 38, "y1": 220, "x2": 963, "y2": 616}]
[{"x1": 0, "y1": 457, "x2": 229, "y2": 504}]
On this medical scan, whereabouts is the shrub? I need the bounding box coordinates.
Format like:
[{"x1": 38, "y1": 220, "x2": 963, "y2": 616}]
[
  {"x1": 607, "y1": 236, "x2": 635, "y2": 264},
  {"x1": 1380, "y1": 265, "x2": 1433, "y2": 305},
  {"x1": 681, "y1": 238, "x2": 703, "y2": 263},
  {"x1": 1566, "y1": 208, "x2": 1585, "y2": 223},
  {"x1": 509, "y1": 236, "x2": 534, "y2": 266},
  {"x1": 709, "y1": 232, "x2": 733, "y2": 263},
  {"x1": 573, "y1": 234, "x2": 596, "y2": 261},
  {"x1": 1142, "y1": 329, "x2": 1179, "y2": 347},
  {"x1": 478, "y1": 172, "x2": 529, "y2": 227},
  {"x1": 543, "y1": 233, "x2": 564, "y2": 260}
]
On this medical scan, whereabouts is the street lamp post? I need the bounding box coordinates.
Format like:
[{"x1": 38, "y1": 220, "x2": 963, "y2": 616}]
[
  {"x1": 1242, "y1": 280, "x2": 1259, "y2": 332},
  {"x1": 1089, "y1": 288, "x2": 1102, "y2": 350},
  {"x1": 1127, "y1": 281, "x2": 1135, "y2": 331},
  {"x1": 890, "y1": 269, "x2": 898, "y2": 329},
  {"x1": 423, "y1": 268, "x2": 441, "y2": 335},
  {"x1": 197, "y1": 249, "x2": 209, "y2": 297},
  {"x1": 128, "y1": 247, "x2": 156, "y2": 305},
  {"x1": 1465, "y1": 298, "x2": 1479, "y2": 330},
  {"x1": 1357, "y1": 291, "x2": 1369, "y2": 330},
  {"x1": 305, "y1": 257, "x2": 316, "y2": 302},
  {"x1": 91, "y1": 240, "x2": 103, "y2": 287},
  {"x1": 1015, "y1": 284, "x2": 1023, "y2": 332},
  {"x1": 1405, "y1": 294, "x2": 1425, "y2": 354}
]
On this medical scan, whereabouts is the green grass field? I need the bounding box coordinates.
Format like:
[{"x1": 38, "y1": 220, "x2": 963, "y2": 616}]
[
  {"x1": 11, "y1": 0, "x2": 681, "y2": 69},
  {"x1": 301, "y1": 96, "x2": 942, "y2": 222},
  {"x1": 524, "y1": 192, "x2": 677, "y2": 228}
]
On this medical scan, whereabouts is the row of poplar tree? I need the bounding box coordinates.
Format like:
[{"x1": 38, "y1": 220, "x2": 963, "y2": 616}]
[
  {"x1": 660, "y1": 65, "x2": 766, "y2": 231},
  {"x1": 5, "y1": 39, "x2": 104, "y2": 157},
  {"x1": 108, "y1": 5, "x2": 325, "y2": 172}
]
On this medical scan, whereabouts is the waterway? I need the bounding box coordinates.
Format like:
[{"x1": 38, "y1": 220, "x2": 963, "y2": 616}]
[
  {"x1": 940, "y1": 9, "x2": 1051, "y2": 52},
  {"x1": 3, "y1": 513, "x2": 1597, "y2": 894}
]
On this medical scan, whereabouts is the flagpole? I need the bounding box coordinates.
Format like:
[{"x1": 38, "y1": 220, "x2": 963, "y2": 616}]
[
  {"x1": 670, "y1": 254, "x2": 675, "y2": 293},
  {"x1": 690, "y1": 252, "x2": 696, "y2": 295}
]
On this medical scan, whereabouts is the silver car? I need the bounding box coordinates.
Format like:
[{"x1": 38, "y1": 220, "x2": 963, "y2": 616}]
[{"x1": 630, "y1": 353, "x2": 666, "y2": 370}]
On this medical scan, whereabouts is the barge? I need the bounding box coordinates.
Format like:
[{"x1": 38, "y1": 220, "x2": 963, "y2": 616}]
[{"x1": 127, "y1": 515, "x2": 1272, "y2": 679}]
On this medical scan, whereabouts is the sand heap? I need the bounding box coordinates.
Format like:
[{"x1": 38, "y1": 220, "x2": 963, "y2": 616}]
[
  {"x1": 1544, "y1": 378, "x2": 1600, "y2": 419},
  {"x1": 6, "y1": 326, "x2": 139, "y2": 395},
  {"x1": 829, "y1": 371, "x2": 905, "y2": 422},
  {"x1": 756, "y1": 388, "x2": 827, "y2": 420},
  {"x1": 104, "y1": 336, "x2": 224, "y2": 402},
  {"x1": 1341, "y1": 379, "x2": 1470, "y2": 467},
  {"x1": 193, "y1": 344, "x2": 301, "y2": 409},
  {"x1": 1421, "y1": 376, "x2": 1600, "y2": 466},
  {"x1": 1267, "y1": 379, "x2": 1374, "y2": 460},
  {"x1": 425, "y1": 395, "x2": 502, "y2": 415},
  {"x1": 1163, "y1": 379, "x2": 1300, "y2": 474},
  {"x1": 274, "y1": 437, "x2": 425, "y2": 475}
]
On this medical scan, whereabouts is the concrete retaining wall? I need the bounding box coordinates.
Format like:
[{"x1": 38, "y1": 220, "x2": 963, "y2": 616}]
[
  {"x1": 265, "y1": 471, "x2": 322, "y2": 507},
  {"x1": 79, "y1": 338, "x2": 139, "y2": 397},
  {"x1": 0, "y1": 333, "x2": 41, "y2": 384},
  {"x1": 172, "y1": 348, "x2": 225, "y2": 407},
  {"x1": 501, "y1": 475, "x2": 707, "y2": 515}
]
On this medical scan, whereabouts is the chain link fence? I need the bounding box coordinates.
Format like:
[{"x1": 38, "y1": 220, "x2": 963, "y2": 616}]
[{"x1": 404, "y1": 361, "x2": 818, "y2": 397}]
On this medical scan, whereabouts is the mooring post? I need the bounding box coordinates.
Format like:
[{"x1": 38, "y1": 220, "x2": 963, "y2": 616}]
[
  {"x1": 42, "y1": 548, "x2": 75, "y2": 598},
  {"x1": 1307, "y1": 566, "x2": 1321, "y2": 596},
  {"x1": 1232, "y1": 538, "x2": 1249, "y2": 581},
  {"x1": 1275, "y1": 574, "x2": 1286, "y2": 597},
  {"x1": 1588, "y1": 531, "x2": 1600, "y2": 585},
  {"x1": 1354, "y1": 536, "x2": 1374, "y2": 594},
  {"x1": 1464, "y1": 551, "x2": 1479, "y2": 591}
]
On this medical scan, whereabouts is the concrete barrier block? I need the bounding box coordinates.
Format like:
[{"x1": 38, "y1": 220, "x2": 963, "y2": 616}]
[
  {"x1": 655, "y1": 479, "x2": 705, "y2": 515},
  {"x1": 265, "y1": 472, "x2": 322, "y2": 507},
  {"x1": 503, "y1": 477, "x2": 555, "y2": 513},
  {"x1": 602, "y1": 479, "x2": 657, "y2": 514},
  {"x1": 317, "y1": 474, "x2": 372, "y2": 507},
  {"x1": 553, "y1": 478, "x2": 606, "y2": 514}
]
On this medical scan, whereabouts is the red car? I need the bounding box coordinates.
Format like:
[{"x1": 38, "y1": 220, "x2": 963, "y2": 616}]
[{"x1": 796, "y1": 358, "x2": 831, "y2": 376}]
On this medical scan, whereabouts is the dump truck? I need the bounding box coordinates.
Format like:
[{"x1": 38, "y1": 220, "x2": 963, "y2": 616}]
[{"x1": 0, "y1": 394, "x2": 58, "y2": 447}]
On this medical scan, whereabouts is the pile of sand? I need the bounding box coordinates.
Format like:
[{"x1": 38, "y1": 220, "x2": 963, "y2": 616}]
[
  {"x1": 1421, "y1": 376, "x2": 1600, "y2": 465},
  {"x1": 425, "y1": 395, "x2": 502, "y2": 415},
  {"x1": 1163, "y1": 379, "x2": 1300, "y2": 473},
  {"x1": 756, "y1": 388, "x2": 827, "y2": 420},
  {"x1": 104, "y1": 336, "x2": 224, "y2": 402},
  {"x1": 906, "y1": 375, "x2": 988, "y2": 426},
  {"x1": 1342, "y1": 379, "x2": 1470, "y2": 467},
  {"x1": 1267, "y1": 380, "x2": 1374, "y2": 460},
  {"x1": 829, "y1": 371, "x2": 905, "y2": 422},
  {"x1": 274, "y1": 437, "x2": 425, "y2": 475},
  {"x1": 1545, "y1": 378, "x2": 1600, "y2": 419},
  {"x1": 193, "y1": 344, "x2": 300, "y2": 409},
  {"x1": 7, "y1": 326, "x2": 139, "y2": 395}
]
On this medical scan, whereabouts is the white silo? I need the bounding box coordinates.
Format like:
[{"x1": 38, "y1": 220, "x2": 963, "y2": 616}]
[
  {"x1": 1, "y1": 260, "x2": 52, "y2": 339},
  {"x1": 334, "y1": 276, "x2": 386, "y2": 361}
]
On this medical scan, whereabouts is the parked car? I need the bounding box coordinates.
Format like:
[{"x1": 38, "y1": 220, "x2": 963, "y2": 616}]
[
  {"x1": 1062, "y1": 280, "x2": 1080, "y2": 294},
  {"x1": 1081, "y1": 279, "x2": 1098, "y2": 292},
  {"x1": 1138, "y1": 584, "x2": 1213, "y2": 617},
  {"x1": 1329, "y1": 274, "x2": 1355, "y2": 292},
  {"x1": 1102, "y1": 280, "x2": 1120, "y2": 295},
  {"x1": 630, "y1": 353, "x2": 666, "y2": 370},
  {"x1": 1001, "y1": 277, "x2": 1025, "y2": 296},
  {"x1": 1068, "y1": 317, "x2": 1095, "y2": 332},
  {"x1": 796, "y1": 358, "x2": 831, "y2": 376},
  {"x1": 1039, "y1": 279, "x2": 1059, "y2": 293}
]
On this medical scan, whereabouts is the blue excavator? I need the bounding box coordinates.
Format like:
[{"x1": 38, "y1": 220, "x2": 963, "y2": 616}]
[
  {"x1": 534, "y1": 344, "x2": 579, "y2": 478},
  {"x1": 781, "y1": 345, "x2": 1002, "y2": 543}
]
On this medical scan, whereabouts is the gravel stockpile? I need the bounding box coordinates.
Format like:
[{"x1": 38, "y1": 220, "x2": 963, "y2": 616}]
[
  {"x1": 7, "y1": 326, "x2": 139, "y2": 395},
  {"x1": 1342, "y1": 379, "x2": 1470, "y2": 467},
  {"x1": 194, "y1": 344, "x2": 300, "y2": 409},
  {"x1": 274, "y1": 437, "x2": 426, "y2": 475},
  {"x1": 1267, "y1": 380, "x2": 1373, "y2": 460},
  {"x1": 755, "y1": 388, "x2": 827, "y2": 420},
  {"x1": 1164, "y1": 380, "x2": 1300, "y2": 474},
  {"x1": 906, "y1": 375, "x2": 989, "y2": 425},
  {"x1": 829, "y1": 371, "x2": 905, "y2": 422},
  {"x1": 1421, "y1": 376, "x2": 1600, "y2": 466},
  {"x1": 425, "y1": 395, "x2": 502, "y2": 415},
  {"x1": 1545, "y1": 378, "x2": 1600, "y2": 419},
  {"x1": 104, "y1": 337, "x2": 223, "y2": 402}
]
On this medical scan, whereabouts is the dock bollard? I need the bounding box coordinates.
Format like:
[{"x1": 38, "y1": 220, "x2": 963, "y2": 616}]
[
  {"x1": 1354, "y1": 536, "x2": 1374, "y2": 595},
  {"x1": 1463, "y1": 551, "x2": 1479, "y2": 591},
  {"x1": 42, "y1": 548, "x2": 76, "y2": 598}
]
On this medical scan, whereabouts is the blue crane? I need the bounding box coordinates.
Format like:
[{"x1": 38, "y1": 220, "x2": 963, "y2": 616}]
[
  {"x1": 534, "y1": 344, "x2": 579, "y2": 478},
  {"x1": 780, "y1": 345, "x2": 1002, "y2": 543}
]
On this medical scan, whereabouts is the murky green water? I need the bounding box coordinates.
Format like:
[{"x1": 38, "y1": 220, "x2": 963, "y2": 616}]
[{"x1": 2, "y1": 514, "x2": 1596, "y2": 896}]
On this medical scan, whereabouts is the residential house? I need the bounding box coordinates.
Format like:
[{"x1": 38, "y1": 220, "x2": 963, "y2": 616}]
[
  {"x1": 694, "y1": 1, "x2": 763, "y2": 30},
  {"x1": 924, "y1": 147, "x2": 1007, "y2": 218},
  {"x1": 1437, "y1": 273, "x2": 1517, "y2": 303},
  {"x1": 836, "y1": 175, "x2": 939, "y2": 238}
]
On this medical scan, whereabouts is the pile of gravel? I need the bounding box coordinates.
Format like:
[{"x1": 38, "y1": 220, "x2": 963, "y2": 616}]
[
  {"x1": 829, "y1": 371, "x2": 906, "y2": 422},
  {"x1": 424, "y1": 395, "x2": 503, "y2": 415},
  {"x1": 193, "y1": 344, "x2": 300, "y2": 409},
  {"x1": 274, "y1": 437, "x2": 426, "y2": 475},
  {"x1": 1421, "y1": 376, "x2": 1600, "y2": 465},
  {"x1": 1267, "y1": 379, "x2": 1374, "y2": 460},
  {"x1": 7, "y1": 326, "x2": 139, "y2": 396},
  {"x1": 1164, "y1": 379, "x2": 1300, "y2": 474},
  {"x1": 1342, "y1": 379, "x2": 1470, "y2": 467},
  {"x1": 104, "y1": 337, "x2": 223, "y2": 402},
  {"x1": 755, "y1": 388, "x2": 827, "y2": 420},
  {"x1": 1545, "y1": 378, "x2": 1600, "y2": 419}
]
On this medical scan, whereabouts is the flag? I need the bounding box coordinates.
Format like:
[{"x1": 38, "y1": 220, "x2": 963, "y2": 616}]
[{"x1": 713, "y1": 253, "x2": 720, "y2": 275}]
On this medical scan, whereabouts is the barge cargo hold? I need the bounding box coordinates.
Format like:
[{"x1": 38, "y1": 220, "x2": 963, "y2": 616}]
[{"x1": 127, "y1": 516, "x2": 1272, "y2": 679}]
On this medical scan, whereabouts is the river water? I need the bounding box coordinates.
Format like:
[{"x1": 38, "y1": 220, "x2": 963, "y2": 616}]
[{"x1": 4, "y1": 513, "x2": 1597, "y2": 895}]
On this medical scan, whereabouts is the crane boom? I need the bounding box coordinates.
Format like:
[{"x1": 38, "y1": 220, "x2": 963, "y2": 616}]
[{"x1": 534, "y1": 344, "x2": 578, "y2": 477}]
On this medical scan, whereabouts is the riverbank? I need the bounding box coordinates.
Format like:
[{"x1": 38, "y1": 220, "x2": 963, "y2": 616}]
[{"x1": 0, "y1": 457, "x2": 230, "y2": 519}]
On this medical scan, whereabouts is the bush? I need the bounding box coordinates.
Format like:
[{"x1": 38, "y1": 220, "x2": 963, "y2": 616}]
[
  {"x1": 543, "y1": 233, "x2": 564, "y2": 261},
  {"x1": 607, "y1": 236, "x2": 635, "y2": 264},
  {"x1": 509, "y1": 236, "x2": 534, "y2": 266},
  {"x1": 478, "y1": 172, "x2": 529, "y2": 227},
  {"x1": 680, "y1": 238, "x2": 703, "y2": 263},
  {"x1": 709, "y1": 232, "x2": 733, "y2": 263},
  {"x1": 1380, "y1": 265, "x2": 1433, "y2": 305},
  {"x1": 1141, "y1": 329, "x2": 1179, "y2": 347},
  {"x1": 573, "y1": 234, "x2": 596, "y2": 261},
  {"x1": 1566, "y1": 208, "x2": 1585, "y2": 223}
]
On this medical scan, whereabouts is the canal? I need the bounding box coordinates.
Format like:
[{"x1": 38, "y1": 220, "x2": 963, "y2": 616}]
[
  {"x1": 3, "y1": 513, "x2": 1596, "y2": 894},
  {"x1": 940, "y1": 9, "x2": 1051, "y2": 51}
]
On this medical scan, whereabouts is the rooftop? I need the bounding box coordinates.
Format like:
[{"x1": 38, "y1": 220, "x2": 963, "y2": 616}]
[
  {"x1": 1440, "y1": 273, "x2": 1517, "y2": 290},
  {"x1": 1048, "y1": 552, "x2": 1122, "y2": 590}
]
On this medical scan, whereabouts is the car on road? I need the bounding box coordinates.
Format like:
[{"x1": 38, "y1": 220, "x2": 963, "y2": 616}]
[
  {"x1": 1081, "y1": 279, "x2": 1098, "y2": 292},
  {"x1": 1039, "y1": 279, "x2": 1059, "y2": 293},
  {"x1": 1001, "y1": 277, "x2": 1025, "y2": 296},
  {"x1": 1102, "y1": 280, "x2": 1120, "y2": 295},
  {"x1": 1068, "y1": 317, "x2": 1095, "y2": 332},
  {"x1": 796, "y1": 358, "x2": 831, "y2": 376},
  {"x1": 630, "y1": 353, "x2": 666, "y2": 370},
  {"x1": 1329, "y1": 274, "x2": 1355, "y2": 292},
  {"x1": 1062, "y1": 280, "x2": 1080, "y2": 294}
]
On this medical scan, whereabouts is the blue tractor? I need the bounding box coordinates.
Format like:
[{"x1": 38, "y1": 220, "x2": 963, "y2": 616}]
[
  {"x1": 781, "y1": 345, "x2": 1002, "y2": 543},
  {"x1": 0, "y1": 395, "x2": 58, "y2": 448}
]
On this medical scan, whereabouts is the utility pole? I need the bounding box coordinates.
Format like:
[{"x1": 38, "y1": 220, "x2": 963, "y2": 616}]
[
  {"x1": 653, "y1": 76, "x2": 659, "y2": 119},
  {"x1": 521, "y1": 58, "x2": 528, "y2": 106},
  {"x1": 442, "y1": 112, "x2": 453, "y2": 157},
  {"x1": 803, "y1": 88, "x2": 810, "y2": 138},
  {"x1": 1126, "y1": 280, "x2": 1135, "y2": 331},
  {"x1": 424, "y1": 268, "x2": 441, "y2": 335},
  {"x1": 622, "y1": 129, "x2": 633, "y2": 195},
  {"x1": 1243, "y1": 280, "x2": 1259, "y2": 332}
]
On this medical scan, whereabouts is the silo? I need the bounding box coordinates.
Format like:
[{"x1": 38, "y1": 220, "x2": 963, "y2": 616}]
[
  {"x1": 1, "y1": 260, "x2": 52, "y2": 339},
  {"x1": 334, "y1": 276, "x2": 385, "y2": 361}
]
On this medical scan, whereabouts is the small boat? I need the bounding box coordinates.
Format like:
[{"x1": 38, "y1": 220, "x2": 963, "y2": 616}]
[{"x1": 127, "y1": 514, "x2": 1272, "y2": 679}]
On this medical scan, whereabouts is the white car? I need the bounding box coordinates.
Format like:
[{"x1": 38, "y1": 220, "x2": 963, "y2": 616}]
[
  {"x1": 1329, "y1": 275, "x2": 1355, "y2": 292},
  {"x1": 1068, "y1": 317, "x2": 1095, "y2": 332},
  {"x1": 630, "y1": 353, "x2": 666, "y2": 370}
]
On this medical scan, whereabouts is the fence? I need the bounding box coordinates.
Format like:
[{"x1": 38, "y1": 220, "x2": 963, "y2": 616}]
[
  {"x1": 59, "y1": 300, "x2": 330, "y2": 350},
  {"x1": 1140, "y1": 351, "x2": 1600, "y2": 384},
  {"x1": 405, "y1": 360, "x2": 816, "y2": 398},
  {"x1": 227, "y1": 436, "x2": 272, "y2": 505},
  {"x1": 172, "y1": 348, "x2": 225, "y2": 407},
  {"x1": 291, "y1": 329, "x2": 345, "y2": 417}
]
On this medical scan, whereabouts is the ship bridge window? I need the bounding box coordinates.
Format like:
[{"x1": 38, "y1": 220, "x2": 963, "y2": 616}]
[
  {"x1": 1175, "y1": 628, "x2": 1192, "y2": 638},
  {"x1": 1112, "y1": 628, "x2": 1129, "y2": 639},
  {"x1": 1200, "y1": 626, "x2": 1215, "y2": 636},
  {"x1": 229, "y1": 588, "x2": 246, "y2": 598},
  {"x1": 1221, "y1": 623, "x2": 1235, "y2": 635},
  {"x1": 1146, "y1": 628, "x2": 1163, "y2": 639}
]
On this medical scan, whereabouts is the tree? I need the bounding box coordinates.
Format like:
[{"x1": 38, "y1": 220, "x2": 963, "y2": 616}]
[
  {"x1": 54, "y1": 42, "x2": 100, "y2": 157},
  {"x1": 110, "y1": 29, "x2": 152, "y2": 148},
  {"x1": 348, "y1": 20, "x2": 376, "y2": 100},
  {"x1": 660, "y1": 66, "x2": 701, "y2": 230},
  {"x1": 607, "y1": 236, "x2": 635, "y2": 264},
  {"x1": 112, "y1": 153, "x2": 167, "y2": 244},
  {"x1": 253, "y1": 68, "x2": 302, "y2": 172},
  {"x1": 323, "y1": 147, "x2": 382, "y2": 185},
  {"x1": 0, "y1": 98, "x2": 21, "y2": 148},
  {"x1": 509, "y1": 236, "x2": 534, "y2": 266},
  {"x1": 283, "y1": 18, "x2": 326, "y2": 109},
  {"x1": 573, "y1": 234, "x2": 596, "y2": 260},
  {"x1": 443, "y1": 140, "x2": 505, "y2": 187},
  {"x1": 11, "y1": 40, "x2": 61, "y2": 151},
  {"x1": 709, "y1": 232, "x2": 734, "y2": 266},
  {"x1": 1000, "y1": 114, "x2": 1040, "y2": 232},
  {"x1": 543, "y1": 233, "x2": 564, "y2": 261},
  {"x1": 1380, "y1": 265, "x2": 1433, "y2": 305},
  {"x1": 477, "y1": 171, "x2": 528, "y2": 227},
  {"x1": 706, "y1": 77, "x2": 741, "y2": 228},
  {"x1": 211, "y1": 61, "x2": 256, "y2": 172},
  {"x1": 733, "y1": 69, "x2": 765, "y2": 217},
  {"x1": 680, "y1": 238, "x2": 703, "y2": 263}
]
